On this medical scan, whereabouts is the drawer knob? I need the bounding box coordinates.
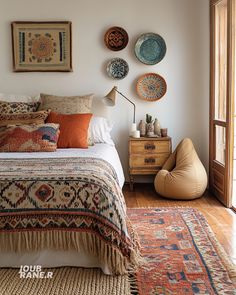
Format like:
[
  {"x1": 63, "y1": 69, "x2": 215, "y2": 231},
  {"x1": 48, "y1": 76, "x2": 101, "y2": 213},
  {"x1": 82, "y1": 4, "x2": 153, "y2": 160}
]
[
  {"x1": 145, "y1": 158, "x2": 156, "y2": 164},
  {"x1": 144, "y1": 144, "x2": 156, "y2": 150}
]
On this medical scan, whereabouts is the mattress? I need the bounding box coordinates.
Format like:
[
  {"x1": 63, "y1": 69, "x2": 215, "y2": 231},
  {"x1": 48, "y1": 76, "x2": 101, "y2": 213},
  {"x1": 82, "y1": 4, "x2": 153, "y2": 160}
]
[{"x1": 0, "y1": 144, "x2": 126, "y2": 274}]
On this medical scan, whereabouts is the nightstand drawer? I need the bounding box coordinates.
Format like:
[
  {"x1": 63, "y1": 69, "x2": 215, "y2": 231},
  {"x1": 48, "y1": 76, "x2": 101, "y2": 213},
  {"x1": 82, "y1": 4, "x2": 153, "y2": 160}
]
[
  {"x1": 130, "y1": 140, "x2": 171, "y2": 154},
  {"x1": 129, "y1": 153, "x2": 169, "y2": 168},
  {"x1": 128, "y1": 136, "x2": 172, "y2": 190}
]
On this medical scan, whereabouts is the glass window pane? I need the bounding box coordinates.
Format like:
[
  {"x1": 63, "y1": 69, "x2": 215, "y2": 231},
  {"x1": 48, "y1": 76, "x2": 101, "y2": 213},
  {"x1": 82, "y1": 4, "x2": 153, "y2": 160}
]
[
  {"x1": 215, "y1": 0, "x2": 227, "y2": 121},
  {"x1": 215, "y1": 125, "x2": 226, "y2": 165}
]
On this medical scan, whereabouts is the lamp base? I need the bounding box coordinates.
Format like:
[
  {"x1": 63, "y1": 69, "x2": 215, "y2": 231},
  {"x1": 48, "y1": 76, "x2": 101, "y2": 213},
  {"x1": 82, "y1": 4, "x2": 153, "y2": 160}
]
[{"x1": 130, "y1": 123, "x2": 137, "y2": 136}]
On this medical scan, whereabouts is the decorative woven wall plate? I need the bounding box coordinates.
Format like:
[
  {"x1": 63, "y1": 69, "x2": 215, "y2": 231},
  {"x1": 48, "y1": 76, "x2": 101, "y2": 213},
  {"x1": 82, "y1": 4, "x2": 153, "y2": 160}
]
[
  {"x1": 136, "y1": 73, "x2": 167, "y2": 101},
  {"x1": 106, "y1": 58, "x2": 129, "y2": 79},
  {"x1": 104, "y1": 26, "x2": 129, "y2": 51},
  {"x1": 135, "y1": 33, "x2": 166, "y2": 65},
  {"x1": 11, "y1": 21, "x2": 72, "y2": 72}
]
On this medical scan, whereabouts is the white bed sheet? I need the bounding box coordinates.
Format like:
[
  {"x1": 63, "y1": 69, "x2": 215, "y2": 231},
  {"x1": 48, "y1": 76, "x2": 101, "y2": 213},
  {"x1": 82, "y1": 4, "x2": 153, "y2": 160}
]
[
  {"x1": 0, "y1": 251, "x2": 111, "y2": 274},
  {"x1": 0, "y1": 143, "x2": 125, "y2": 187},
  {"x1": 0, "y1": 144, "x2": 125, "y2": 274}
]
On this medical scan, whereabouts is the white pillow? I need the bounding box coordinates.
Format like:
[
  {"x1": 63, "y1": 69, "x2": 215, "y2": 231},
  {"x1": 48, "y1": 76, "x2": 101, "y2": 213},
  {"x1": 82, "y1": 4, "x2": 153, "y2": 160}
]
[
  {"x1": 88, "y1": 116, "x2": 114, "y2": 146},
  {"x1": 0, "y1": 93, "x2": 40, "y2": 103}
]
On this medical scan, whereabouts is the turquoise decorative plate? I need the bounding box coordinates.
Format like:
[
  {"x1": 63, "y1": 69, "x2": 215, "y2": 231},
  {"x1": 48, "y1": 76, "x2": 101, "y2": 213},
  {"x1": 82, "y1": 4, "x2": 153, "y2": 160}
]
[
  {"x1": 136, "y1": 73, "x2": 167, "y2": 101},
  {"x1": 106, "y1": 58, "x2": 129, "y2": 80},
  {"x1": 135, "y1": 33, "x2": 166, "y2": 65}
]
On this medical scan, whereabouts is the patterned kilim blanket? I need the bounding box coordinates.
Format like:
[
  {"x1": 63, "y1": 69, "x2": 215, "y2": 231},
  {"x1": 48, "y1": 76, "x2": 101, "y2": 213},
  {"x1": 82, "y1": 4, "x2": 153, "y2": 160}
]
[{"x1": 0, "y1": 157, "x2": 141, "y2": 274}]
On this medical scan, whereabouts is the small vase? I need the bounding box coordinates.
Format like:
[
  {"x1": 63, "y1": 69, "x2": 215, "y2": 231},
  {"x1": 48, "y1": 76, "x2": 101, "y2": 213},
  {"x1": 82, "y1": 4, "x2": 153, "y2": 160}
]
[
  {"x1": 161, "y1": 128, "x2": 168, "y2": 137},
  {"x1": 138, "y1": 120, "x2": 146, "y2": 137},
  {"x1": 154, "y1": 118, "x2": 161, "y2": 137},
  {"x1": 146, "y1": 122, "x2": 155, "y2": 137}
]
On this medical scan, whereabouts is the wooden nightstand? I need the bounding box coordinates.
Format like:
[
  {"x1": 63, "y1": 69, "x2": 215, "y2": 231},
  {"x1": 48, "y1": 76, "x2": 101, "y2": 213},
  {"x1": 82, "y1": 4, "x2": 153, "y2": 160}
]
[{"x1": 129, "y1": 136, "x2": 172, "y2": 190}]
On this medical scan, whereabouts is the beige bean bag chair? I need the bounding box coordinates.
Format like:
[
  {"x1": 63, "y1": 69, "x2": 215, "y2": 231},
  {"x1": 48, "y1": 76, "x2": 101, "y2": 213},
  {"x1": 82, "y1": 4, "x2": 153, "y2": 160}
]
[{"x1": 154, "y1": 138, "x2": 207, "y2": 200}]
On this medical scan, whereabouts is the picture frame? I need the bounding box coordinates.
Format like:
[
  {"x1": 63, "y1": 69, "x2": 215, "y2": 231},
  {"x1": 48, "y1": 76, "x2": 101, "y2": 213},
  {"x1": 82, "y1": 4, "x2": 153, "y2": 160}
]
[{"x1": 11, "y1": 21, "x2": 72, "y2": 72}]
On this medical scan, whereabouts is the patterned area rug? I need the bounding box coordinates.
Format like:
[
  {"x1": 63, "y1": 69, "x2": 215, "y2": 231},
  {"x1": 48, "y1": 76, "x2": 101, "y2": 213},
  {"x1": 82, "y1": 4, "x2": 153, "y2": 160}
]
[
  {"x1": 0, "y1": 208, "x2": 235, "y2": 295},
  {"x1": 130, "y1": 208, "x2": 236, "y2": 295}
]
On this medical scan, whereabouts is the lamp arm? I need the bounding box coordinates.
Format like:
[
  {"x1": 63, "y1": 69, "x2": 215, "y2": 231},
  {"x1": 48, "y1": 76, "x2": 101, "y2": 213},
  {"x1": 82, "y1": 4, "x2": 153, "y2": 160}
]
[{"x1": 115, "y1": 90, "x2": 136, "y2": 123}]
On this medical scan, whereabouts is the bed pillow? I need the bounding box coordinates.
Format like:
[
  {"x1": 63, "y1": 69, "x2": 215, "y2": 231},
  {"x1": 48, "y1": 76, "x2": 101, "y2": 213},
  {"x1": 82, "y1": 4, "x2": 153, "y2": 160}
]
[
  {"x1": 47, "y1": 112, "x2": 92, "y2": 148},
  {"x1": 0, "y1": 110, "x2": 50, "y2": 127},
  {"x1": 88, "y1": 116, "x2": 114, "y2": 146},
  {"x1": 0, "y1": 123, "x2": 60, "y2": 152},
  {"x1": 0, "y1": 101, "x2": 40, "y2": 114},
  {"x1": 39, "y1": 93, "x2": 93, "y2": 114},
  {"x1": 0, "y1": 93, "x2": 40, "y2": 103}
]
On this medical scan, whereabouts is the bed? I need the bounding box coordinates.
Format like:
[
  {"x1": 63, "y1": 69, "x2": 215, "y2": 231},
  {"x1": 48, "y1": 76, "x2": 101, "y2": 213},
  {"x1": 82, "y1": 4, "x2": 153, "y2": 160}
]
[{"x1": 0, "y1": 144, "x2": 140, "y2": 275}]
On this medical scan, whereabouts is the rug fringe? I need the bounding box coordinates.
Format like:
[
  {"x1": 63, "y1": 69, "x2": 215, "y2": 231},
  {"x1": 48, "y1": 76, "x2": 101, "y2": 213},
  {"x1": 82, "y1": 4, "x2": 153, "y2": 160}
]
[{"x1": 128, "y1": 273, "x2": 139, "y2": 295}]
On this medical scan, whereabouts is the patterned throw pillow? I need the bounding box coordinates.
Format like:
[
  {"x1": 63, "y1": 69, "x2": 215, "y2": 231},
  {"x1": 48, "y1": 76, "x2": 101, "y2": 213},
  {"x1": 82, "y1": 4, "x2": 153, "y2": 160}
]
[
  {"x1": 39, "y1": 93, "x2": 93, "y2": 114},
  {"x1": 0, "y1": 110, "x2": 50, "y2": 127},
  {"x1": 0, "y1": 123, "x2": 60, "y2": 152},
  {"x1": 0, "y1": 101, "x2": 40, "y2": 114}
]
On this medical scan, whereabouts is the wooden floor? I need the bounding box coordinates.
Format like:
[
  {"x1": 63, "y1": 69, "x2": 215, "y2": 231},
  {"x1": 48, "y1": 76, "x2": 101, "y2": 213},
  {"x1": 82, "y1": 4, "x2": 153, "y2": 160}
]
[{"x1": 123, "y1": 183, "x2": 236, "y2": 265}]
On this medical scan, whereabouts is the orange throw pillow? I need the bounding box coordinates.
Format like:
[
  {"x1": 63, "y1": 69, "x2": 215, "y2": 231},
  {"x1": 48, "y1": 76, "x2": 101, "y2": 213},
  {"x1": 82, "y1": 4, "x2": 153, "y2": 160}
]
[{"x1": 46, "y1": 112, "x2": 92, "y2": 148}]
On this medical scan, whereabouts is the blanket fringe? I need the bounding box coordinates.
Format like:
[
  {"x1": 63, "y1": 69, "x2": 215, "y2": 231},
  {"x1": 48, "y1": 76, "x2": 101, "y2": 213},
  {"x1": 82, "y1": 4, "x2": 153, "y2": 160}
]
[{"x1": 0, "y1": 230, "x2": 143, "y2": 275}]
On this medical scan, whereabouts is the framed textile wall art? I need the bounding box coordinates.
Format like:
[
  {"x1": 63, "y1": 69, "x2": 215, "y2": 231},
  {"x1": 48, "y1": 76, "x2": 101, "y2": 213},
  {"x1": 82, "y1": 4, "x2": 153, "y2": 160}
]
[{"x1": 11, "y1": 21, "x2": 72, "y2": 72}]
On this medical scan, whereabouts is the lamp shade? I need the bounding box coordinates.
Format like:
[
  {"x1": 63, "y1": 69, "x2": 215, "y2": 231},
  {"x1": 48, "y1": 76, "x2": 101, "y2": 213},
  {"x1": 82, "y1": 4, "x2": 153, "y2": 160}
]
[{"x1": 103, "y1": 86, "x2": 117, "y2": 106}]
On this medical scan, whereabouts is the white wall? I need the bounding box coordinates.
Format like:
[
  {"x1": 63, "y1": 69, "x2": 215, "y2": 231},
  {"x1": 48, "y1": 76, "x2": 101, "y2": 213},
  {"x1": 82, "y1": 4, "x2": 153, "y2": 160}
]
[{"x1": 0, "y1": 0, "x2": 209, "y2": 181}]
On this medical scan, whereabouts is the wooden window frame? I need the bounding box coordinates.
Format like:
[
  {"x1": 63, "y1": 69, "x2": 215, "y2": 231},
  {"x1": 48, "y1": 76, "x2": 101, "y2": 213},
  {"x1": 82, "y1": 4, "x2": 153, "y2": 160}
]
[{"x1": 210, "y1": 0, "x2": 235, "y2": 207}]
